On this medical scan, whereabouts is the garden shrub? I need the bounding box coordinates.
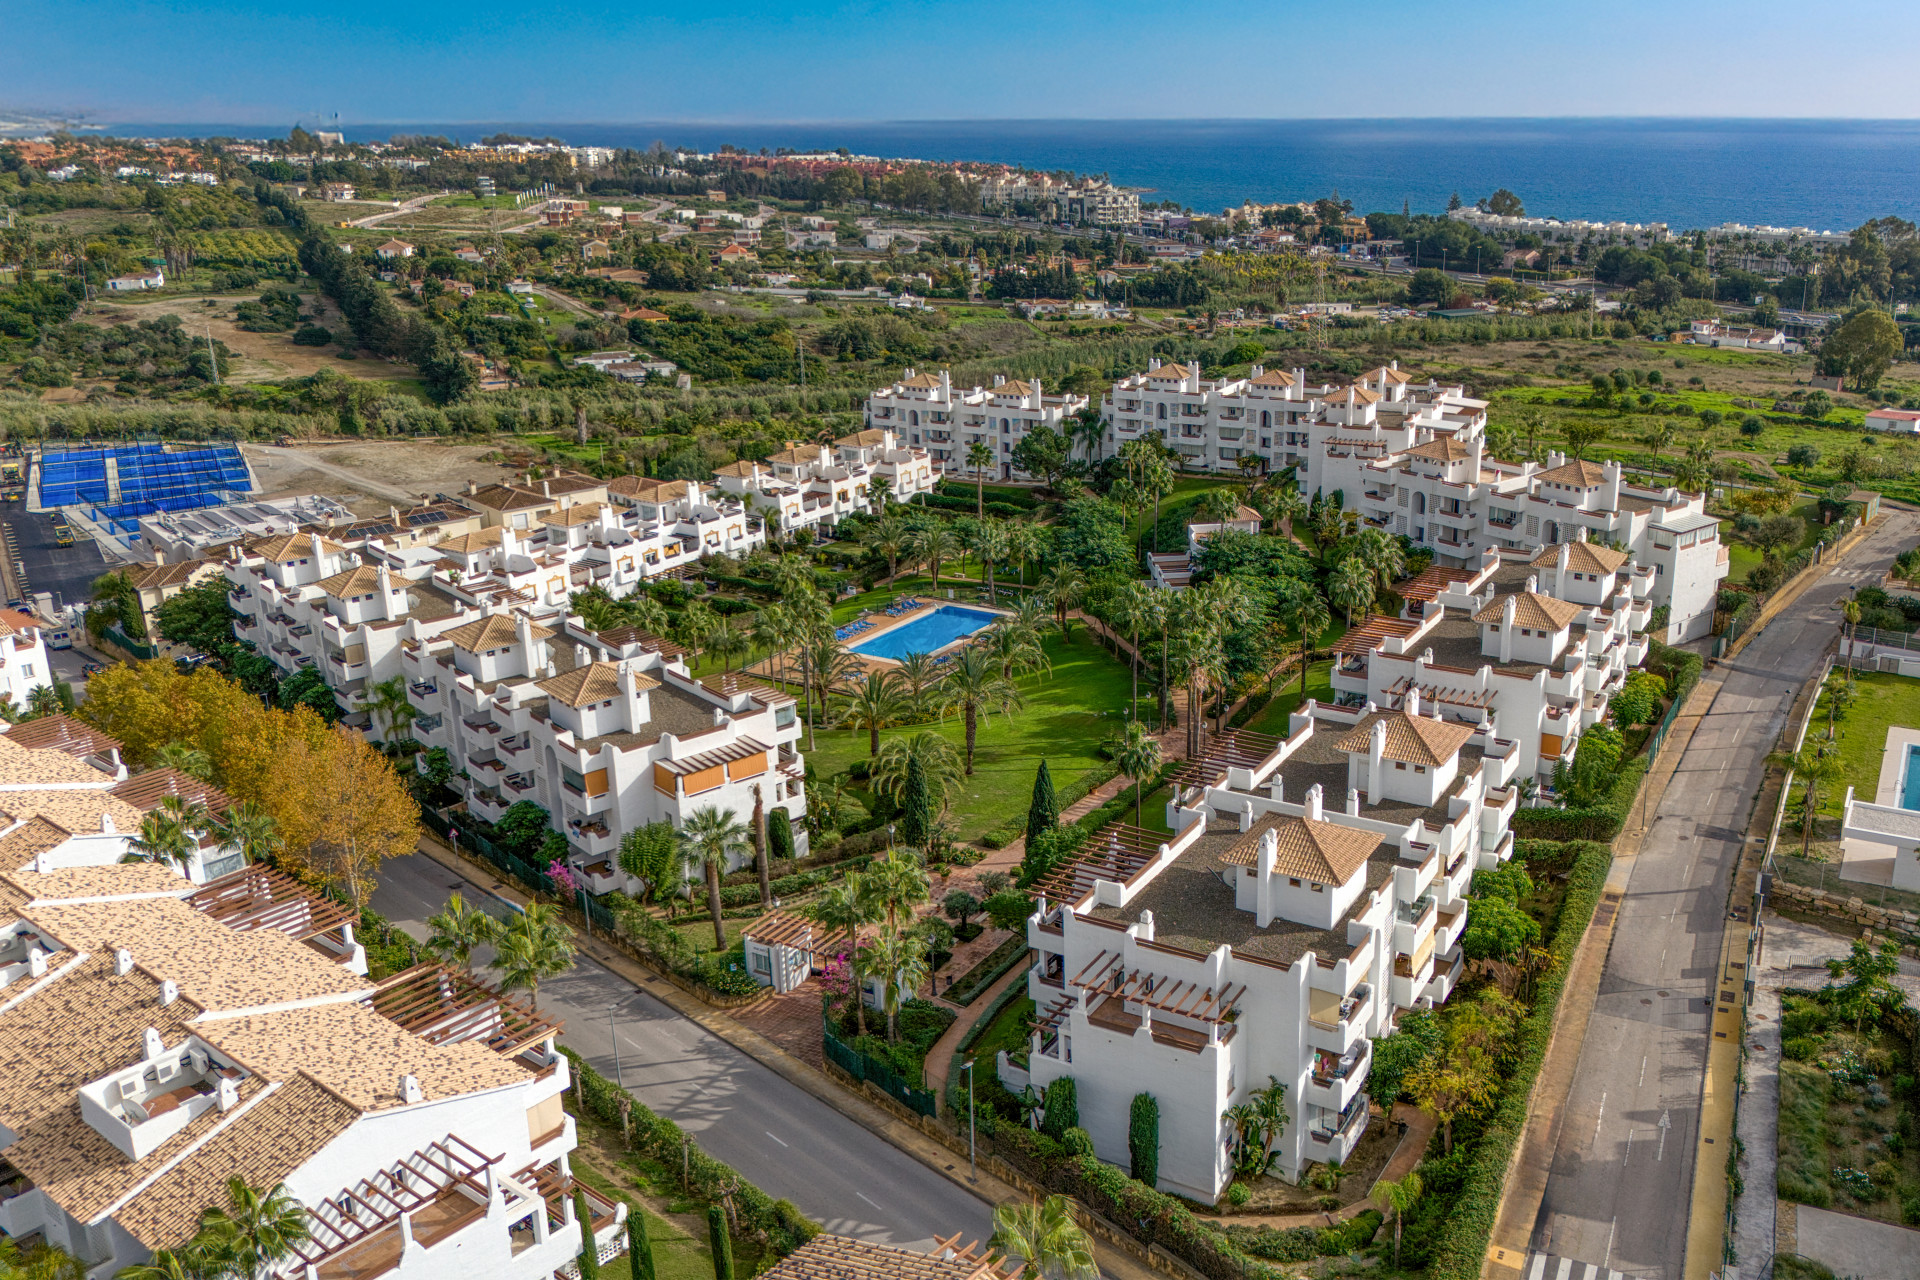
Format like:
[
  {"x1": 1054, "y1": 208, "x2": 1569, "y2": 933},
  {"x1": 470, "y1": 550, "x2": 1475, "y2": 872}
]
[
  {"x1": 1129, "y1": 1092, "x2": 1160, "y2": 1188},
  {"x1": 1040, "y1": 1076, "x2": 1079, "y2": 1140}
]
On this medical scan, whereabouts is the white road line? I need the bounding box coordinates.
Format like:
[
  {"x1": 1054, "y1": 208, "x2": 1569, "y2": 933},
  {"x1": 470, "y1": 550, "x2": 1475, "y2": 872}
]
[
  {"x1": 1604, "y1": 1216, "x2": 1617, "y2": 1269},
  {"x1": 764, "y1": 1131, "x2": 788, "y2": 1147},
  {"x1": 1529, "y1": 1253, "x2": 1547, "y2": 1280},
  {"x1": 1593, "y1": 1092, "x2": 1605, "y2": 1146},
  {"x1": 1555, "y1": 1256, "x2": 1574, "y2": 1280},
  {"x1": 1638, "y1": 1056, "x2": 1647, "y2": 1087},
  {"x1": 856, "y1": 1192, "x2": 883, "y2": 1210},
  {"x1": 1624, "y1": 1128, "x2": 1633, "y2": 1164}
]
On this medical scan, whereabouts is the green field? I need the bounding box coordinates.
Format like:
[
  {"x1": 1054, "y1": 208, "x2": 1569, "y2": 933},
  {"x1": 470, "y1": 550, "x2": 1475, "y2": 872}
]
[
  {"x1": 1810, "y1": 670, "x2": 1920, "y2": 820},
  {"x1": 804, "y1": 631, "x2": 1135, "y2": 842}
]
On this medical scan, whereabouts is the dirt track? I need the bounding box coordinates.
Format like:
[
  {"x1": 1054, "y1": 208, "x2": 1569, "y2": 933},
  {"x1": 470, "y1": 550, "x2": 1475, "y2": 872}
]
[{"x1": 243, "y1": 441, "x2": 513, "y2": 514}]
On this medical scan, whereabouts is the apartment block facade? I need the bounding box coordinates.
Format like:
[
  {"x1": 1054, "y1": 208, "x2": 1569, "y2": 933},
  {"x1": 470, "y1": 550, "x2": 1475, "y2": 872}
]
[
  {"x1": 863, "y1": 370, "x2": 1089, "y2": 479},
  {"x1": 710, "y1": 426, "x2": 937, "y2": 532},
  {"x1": 1012, "y1": 692, "x2": 1519, "y2": 1200}
]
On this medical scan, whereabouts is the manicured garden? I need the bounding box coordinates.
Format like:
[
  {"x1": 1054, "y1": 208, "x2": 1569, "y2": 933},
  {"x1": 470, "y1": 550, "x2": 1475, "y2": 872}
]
[
  {"x1": 1807, "y1": 670, "x2": 1920, "y2": 823},
  {"x1": 804, "y1": 630, "x2": 1137, "y2": 843}
]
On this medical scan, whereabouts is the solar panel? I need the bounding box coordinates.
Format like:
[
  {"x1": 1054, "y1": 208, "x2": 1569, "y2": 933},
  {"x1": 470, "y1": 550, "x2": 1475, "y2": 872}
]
[{"x1": 406, "y1": 510, "x2": 452, "y2": 527}]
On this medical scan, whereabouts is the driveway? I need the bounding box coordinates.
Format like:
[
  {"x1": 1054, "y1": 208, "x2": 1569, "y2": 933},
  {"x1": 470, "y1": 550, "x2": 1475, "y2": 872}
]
[
  {"x1": 1530, "y1": 508, "x2": 1919, "y2": 1277},
  {"x1": 369, "y1": 847, "x2": 996, "y2": 1251}
]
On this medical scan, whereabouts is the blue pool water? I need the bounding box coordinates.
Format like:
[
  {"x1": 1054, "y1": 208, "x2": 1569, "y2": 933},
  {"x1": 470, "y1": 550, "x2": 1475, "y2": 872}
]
[
  {"x1": 850, "y1": 606, "x2": 1000, "y2": 661},
  {"x1": 1902, "y1": 744, "x2": 1920, "y2": 811}
]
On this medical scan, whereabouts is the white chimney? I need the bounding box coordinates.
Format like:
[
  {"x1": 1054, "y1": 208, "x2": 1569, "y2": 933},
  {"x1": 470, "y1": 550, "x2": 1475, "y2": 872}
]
[
  {"x1": 218, "y1": 1077, "x2": 240, "y2": 1111},
  {"x1": 1305, "y1": 783, "x2": 1324, "y2": 823},
  {"x1": 1406, "y1": 686, "x2": 1422, "y2": 719},
  {"x1": 115, "y1": 948, "x2": 134, "y2": 976},
  {"x1": 160, "y1": 979, "x2": 178, "y2": 1006},
  {"x1": 378, "y1": 562, "x2": 396, "y2": 621},
  {"x1": 1500, "y1": 596, "x2": 1517, "y2": 663},
  {"x1": 26, "y1": 947, "x2": 47, "y2": 978},
  {"x1": 1367, "y1": 718, "x2": 1386, "y2": 800},
  {"x1": 400, "y1": 1074, "x2": 423, "y2": 1104},
  {"x1": 1555, "y1": 544, "x2": 1570, "y2": 598},
  {"x1": 33, "y1": 850, "x2": 51, "y2": 875},
  {"x1": 1137, "y1": 908, "x2": 1156, "y2": 943},
  {"x1": 143, "y1": 1027, "x2": 164, "y2": 1059}
]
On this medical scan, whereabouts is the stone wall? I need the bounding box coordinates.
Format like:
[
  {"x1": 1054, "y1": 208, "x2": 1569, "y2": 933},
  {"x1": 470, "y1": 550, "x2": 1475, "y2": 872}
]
[{"x1": 1770, "y1": 879, "x2": 1920, "y2": 948}]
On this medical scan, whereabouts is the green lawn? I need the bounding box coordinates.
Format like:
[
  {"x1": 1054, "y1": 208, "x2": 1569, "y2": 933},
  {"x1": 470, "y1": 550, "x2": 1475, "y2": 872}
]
[
  {"x1": 1811, "y1": 670, "x2": 1920, "y2": 819},
  {"x1": 968, "y1": 993, "x2": 1035, "y2": 1067},
  {"x1": 1242, "y1": 659, "x2": 1335, "y2": 738},
  {"x1": 805, "y1": 631, "x2": 1136, "y2": 842}
]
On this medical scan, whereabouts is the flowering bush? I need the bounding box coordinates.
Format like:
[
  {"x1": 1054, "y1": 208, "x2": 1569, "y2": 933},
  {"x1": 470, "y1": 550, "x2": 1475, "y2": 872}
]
[{"x1": 546, "y1": 860, "x2": 578, "y2": 896}]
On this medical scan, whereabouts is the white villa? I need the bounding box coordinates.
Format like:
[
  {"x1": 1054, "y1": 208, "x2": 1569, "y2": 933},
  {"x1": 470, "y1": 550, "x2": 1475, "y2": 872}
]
[{"x1": 863, "y1": 370, "x2": 1089, "y2": 479}]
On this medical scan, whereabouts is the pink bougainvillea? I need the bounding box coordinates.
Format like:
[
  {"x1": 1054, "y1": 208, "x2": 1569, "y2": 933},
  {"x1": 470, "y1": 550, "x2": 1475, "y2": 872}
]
[{"x1": 546, "y1": 860, "x2": 578, "y2": 896}]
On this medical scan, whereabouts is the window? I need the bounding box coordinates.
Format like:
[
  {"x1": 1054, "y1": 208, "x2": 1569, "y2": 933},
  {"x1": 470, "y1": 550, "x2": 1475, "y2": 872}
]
[
  {"x1": 1414, "y1": 764, "x2": 1426, "y2": 774},
  {"x1": 751, "y1": 950, "x2": 771, "y2": 975},
  {"x1": 1288, "y1": 877, "x2": 1301, "y2": 887},
  {"x1": 1310, "y1": 883, "x2": 1324, "y2": 893},
  {"x1": 1394, "y1": 761, "x2": 1407, "y2": 771}
]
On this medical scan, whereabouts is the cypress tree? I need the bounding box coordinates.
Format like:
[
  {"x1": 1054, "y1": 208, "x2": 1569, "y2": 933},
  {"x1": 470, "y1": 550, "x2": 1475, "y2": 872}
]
[
  {"x1": 899, "y1": 754, "x2": 933, "y2": 848},
  {"x1": 1040, "y1": 1076, "x2": 1079, "y2": 1141},
  {"x1": 707, "y1": 1204, "x2": 734, "y2": 1280},
  {"x1": 1026, "y1": 758, "x2": 1059, "y2": 837},
  {"x1": 768, "y1": 808, "x2": 795, "y2": 863},
  {"x1": 573, "y1": 1191, "x2": 599, "y2": 1280},
  {"x1": 628, "y1": 1211, "x2": 657, "y2": 1280},
  {"x1": 1129, "y1": 1091, "x2": 1160, "y2": 1188}
]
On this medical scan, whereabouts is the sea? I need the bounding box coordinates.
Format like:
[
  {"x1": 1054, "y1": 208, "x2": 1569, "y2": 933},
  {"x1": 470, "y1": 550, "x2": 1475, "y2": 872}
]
[{"x1": 94, "y1": 117, "x2": 1920, "y2": 234}]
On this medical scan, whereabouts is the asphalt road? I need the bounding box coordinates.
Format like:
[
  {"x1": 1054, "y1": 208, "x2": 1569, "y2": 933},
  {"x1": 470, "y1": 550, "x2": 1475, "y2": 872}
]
[
  {"x1": 1532, "y1": 508, "x2": 1918, "y2": 1276},
  {"x1": 369, "y1": 849, "x2": 996, "y2": 1251},
  {"x1": 5, "y1": 506, "x2": 111, "y2": 614}
]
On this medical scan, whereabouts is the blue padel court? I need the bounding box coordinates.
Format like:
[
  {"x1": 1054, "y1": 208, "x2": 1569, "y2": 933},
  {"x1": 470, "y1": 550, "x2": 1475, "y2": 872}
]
[{"x1": 35, "y1": 444, "x2": 253, "y2": 521}]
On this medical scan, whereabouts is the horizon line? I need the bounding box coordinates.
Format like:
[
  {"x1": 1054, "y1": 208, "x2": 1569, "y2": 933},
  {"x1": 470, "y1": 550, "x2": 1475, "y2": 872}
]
[{"x1": 70, "y1": 113, "x2": 1920, "y2": 129}]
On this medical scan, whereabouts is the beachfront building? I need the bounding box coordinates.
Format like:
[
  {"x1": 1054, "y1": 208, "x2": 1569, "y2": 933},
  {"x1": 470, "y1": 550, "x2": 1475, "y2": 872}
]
[
  {"x1": 402, "y1": 612, "x2": 806, "y2": 896},
  {"x1": 1013, "y1": 689, "x2": 1519, "y2": 1200},
  {"x1": 710, "y1": 426, "x2": 937, "y2": 535},
  {"x1": 0, "y1": 852, "x2": 611, "y2": 1280},
  {"x1": 865, "y1": 369, "x2": 1089, "y2": 478},
  {"x1": 1329, "y1": 545, "x2": 1653, "y2": 787}
]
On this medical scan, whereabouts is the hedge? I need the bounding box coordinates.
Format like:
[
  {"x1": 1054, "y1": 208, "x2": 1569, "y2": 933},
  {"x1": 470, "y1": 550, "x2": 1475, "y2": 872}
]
[
  {"x1": 562, "y1": 1047, "x2": 817, "y2": 1257},
  {"x1": 936, "y1": 480, "x2": 1043, "y2": 510},
  {"x1": 1510, "y1": 757, "x2": 1647, "y2": 842},
  {"x1": 945, "y1": 933, "x2": 1031, "y2": 1006},
  {"x1": 915, "y1": 491, "x2": 1032, "y2": 519},
  {"x1": 1426, "y1": 838, "x2": 1614, "y2": 1279}
]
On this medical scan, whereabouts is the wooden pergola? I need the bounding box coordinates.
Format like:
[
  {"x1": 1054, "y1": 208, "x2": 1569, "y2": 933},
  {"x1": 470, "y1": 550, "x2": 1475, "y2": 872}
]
[
  {"x1": 1032, "y1": 822, "x2": 1165, "y2": 904},
  {"x1": 187, "y1": 865, "x2": 356, "y2": 942},
  {"x1": 369, "y1": 963, "x2": 564, "y2": 1057},
  {"x1": 1165, "y1": 727, "x2": 1283, "y2": 787},
  {"x1": 1069, "y1": 949, "x2": 1245, "y2": 1025},
  {"x1": 290, "y1": 1135, "x2": 499, "y2": 1269}
]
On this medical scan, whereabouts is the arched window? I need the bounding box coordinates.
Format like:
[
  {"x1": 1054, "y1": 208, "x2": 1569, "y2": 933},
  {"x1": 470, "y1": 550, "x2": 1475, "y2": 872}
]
[
  {"x1": 909, "y1": 410, "x2": 919, "y2": 426},
  {"x1": 1414, "y1": 492, "x2": 1426, "y2": 515},
  {"x1": 1261, "y1": 410, "x2": 1270, "y2": 428},
  {"x1": 1157, "y1": 403, "x2": 1167, "y2": 420}
]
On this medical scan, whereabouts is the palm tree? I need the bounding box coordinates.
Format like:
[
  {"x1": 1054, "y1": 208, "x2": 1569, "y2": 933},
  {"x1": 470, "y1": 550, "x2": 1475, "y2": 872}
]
[
  {"x1": 989, "y1": 1196, "x2": 1097, "y2": 1280},
  {"x1": 1329, "y1": 555, "x2": 1376, "y2": 626},
  {"x1": 211, "y1": 801, "x2": 280, "y2": 869},
  {"x1": 489, "y1": 902, "x2": 576, "y2": 1012},
  {"x1": 1196, "y1": 487, "x2": 1241, "y2": 525},
  {"x1": 983, "y1": 620, "x2": 1048, "y2": 683},
  {"x1": 571, "y1": 586, "x2": 625, "y2": 632},
  {"x1": 805, "y1": 636, "x2": 861, "y2": 732},
  {"x1": 967, "y1": 440, "x2": 995, "y2": 515},
  {"x1": 89, "y1": 570, "x2": 142, "y2": 640},
  {"x1": 971, "y1": 519, "x2": 1010, "y2": 605},
  {"x1": 1354, "y1": 527, "x2": 1406, "y2": 590},
  {"x1": 1112, "y1": 720, "x2": 1162, "y2": 827},
  {"x1": 1040, "y1": 566, "x2": 1085, "y2": 640},
  {"x1": 1286, "y1": 590, "x2": 1332, "y2": 696},
  {"x1": 864, "y1": 848, "x2": 932, "y2": 938},
  {"x1": 1265, "y1": 482, "x2": 1307, "y2": 540},
  {"x1": 365, "y1": 675, "x2": 417, "y2": 747},
  {"x1": 1107, "y1": 580, "x2": 1158, "y2": 719},
  {"x1": 806, "y1": 877, "x2": 882, "y2": 1036},
  {"x1": 23, "y1": 684, "x2": 62, "y2": 720},
  {"x1": 892, "y1": 651, "x2": 942, "y2": 715},
  {"x1": 706, "y1": 617, "x2": 748, "y2": 673},
  {"x1": 677, "y1": 806, "x2": 752, "y2": 950},
  {"x1": 1371, "y1": 1172, "x2": 1422, "y2": 1268},
  {"x1": 424, "y1": 891, "x2": 499, "y2": 972},
  {"x1": 858, "y1": 932, "x2": 930, "y2": 1041},
  {"x1": 117, "y1": 1248, "x2": 205, "y2": 1280},
  {"x1": 1007, "y1": 521, "x2": 1046, "y2": 587},
  {"x1": 835, "y1": 671, "x2": 909, "y2": 756},
  {"x1": 195, "y1": 1177, "x2": 311, "y2": 1280},
  {"x1": 864, "y1": 518, "x2": 908, "y2": 584},
  {"x1": 152, "y1": 742, "x2": 214, "y2": 782},
  {"x1": 872, "y1": 732, "x2": 963, "y2": 810},
  {"x1": 938, "y1": 648, "x2": 1024, "y2": 776},
  {"x1": 621, "y1": 592, "x2": 672, "y2": 638},
  {"x1": 125, "y1": 796, "x2": 210, "y2": 870},
  {"x1": 908, "y1": 525, "x2": 962, "y2": 588},
  {"x1": 1772, "y1": 744, "x2": 1847, "y2": 857}
]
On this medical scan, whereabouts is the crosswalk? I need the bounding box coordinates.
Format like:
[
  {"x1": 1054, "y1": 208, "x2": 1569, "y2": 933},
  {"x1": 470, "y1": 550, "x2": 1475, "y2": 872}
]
[{"x1": 1526, "y1": 1253, "x2": 1631, "y2": 1280}]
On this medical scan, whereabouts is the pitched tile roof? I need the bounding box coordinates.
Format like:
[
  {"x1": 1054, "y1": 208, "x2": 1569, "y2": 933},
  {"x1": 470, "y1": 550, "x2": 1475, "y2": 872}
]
[
  {"x1": 4, "y1": 715, "x2": 121, "y2": 760},
  {"x1": 438, "y1": 527, "x2": 505, "y2": 555},
  {"x1": 465, "y1": 484, "x2": 552, "y2": 512},
  {"x1": 608, "y1": 475, "x2": 689, "y2": 500},
  {"x1": 444, "y1": 614, "x2": 552, "y2": 653},
  {"x1": 1331, "y1": 711, "x2": 1476, "y2": 767},
  {"x1": 1364, "y1": 364, "x2": 1413, "y2": 384},
  {"x1": 713, "y1": 460, "x2": 759, "y2": 479},
  {"x1": 1249, "y1": 369, "x2": 1296, "y2": 388},
  {"x1": 1473, "y1": 591, "x2": 1585, "y2": 631},
  {"x1": 114, "y1": 1076, "x2": 360, "y2": 1251},
  {"x1": 743, "y1": 911, "x2": 814, "y2": 950},
  {"x1": 247, "y1": 532, "x2": 344, "y2": 561},
  {"x1": 109, "y1": 768, "x2": 233, "y2": 817},
  {"x1": 759, "y1": 1235, "x2": 1007, "y2": 1280},
  {"x1": 1535, "y1": 460, "x2": 1610, "y2": 487},
  {"x1": 834, "y1": 429, "x2": 889, "y2": 447},
  {"x1": 1326, "y1": 385, "x2": 1382, "y2": 405},
  {"x1": 0, "y1": 734, "x2": 119, "y2": 786},
  {"x1": 898, "y1": 372, "x2": 943, "y2": 390},
  {"x1": 1149, "y1": 362, "x2": 1193, "y2": 380},
  {"x1": 1221, "y1": 814, "x2": 1382, "y2": 886},
  {"x1": 0, "y1": 816, "x2": 76, "y2": 868},
  {"x1": 0, "y1": 787, "x2": 148, "y2": 835},
  {"x1": 315, "y1": 565, "x2": 384, "y2": 598},
  {"x1": 545, "y1": 502, "x2": 613, "y2": 527},
  {"x1": 536, "y1": 661, "x2": 658, "y2": 708},
  {"x1": 1404, "y1": 438, "x2": 1473, "y2": 463},
  {"x1": 5, "y1": 862, "x2": 189, "y2": 900},
  {"x1": 124, "y1": 559, "x2": 214, "y2": 591},
  {"x1": 1530, "y1": 540, "x2": 1630, "y2": 576}
]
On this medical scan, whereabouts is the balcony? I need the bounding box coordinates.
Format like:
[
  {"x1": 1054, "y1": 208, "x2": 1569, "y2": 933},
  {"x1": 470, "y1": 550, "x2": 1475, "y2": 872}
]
[
  {"x1": 1305, "y1": 1039, "x2": 1371, "y2": 1114},
  {"x1": 1425, "y1": 950, "x2": 1465, "y2": 1004},
  {"x1": 1307, "y1": 983, "x2": 1372, "y2": 1055},
  {"x1": 1391, "y1": 951, "x2": 1435, "y2": 1007},
  {"x1": 1435, "y1": 904, "x2": 1467, "y2": 956},
  {"x1": 504, "y1": 772, "x2": 537, "y2": 794},
  {"x1": 1306, "y1": 1097, "x2": 1370, "y2": 1165},
  {"x1": 413, "y1": 713, "x2": 443, "y2": 735}
]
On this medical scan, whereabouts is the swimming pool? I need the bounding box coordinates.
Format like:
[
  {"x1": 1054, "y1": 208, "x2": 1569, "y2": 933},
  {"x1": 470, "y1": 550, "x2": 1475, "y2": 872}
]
[
  {"x1": 1902, "y1": 743, "x2": 1920, "y2": 811},
  {"x1": 849, "y1": 606, "x2": 1001, "y2": 662}
]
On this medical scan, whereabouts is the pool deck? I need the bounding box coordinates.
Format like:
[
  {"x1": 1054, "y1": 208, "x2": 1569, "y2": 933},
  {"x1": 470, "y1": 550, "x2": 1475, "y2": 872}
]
[
  {"x1": 837, "y1": 597, "x2": 1009, "y2": 672},
  {"x1": 1839, "y1": 724, "x2": 1920, "y2": 886}
]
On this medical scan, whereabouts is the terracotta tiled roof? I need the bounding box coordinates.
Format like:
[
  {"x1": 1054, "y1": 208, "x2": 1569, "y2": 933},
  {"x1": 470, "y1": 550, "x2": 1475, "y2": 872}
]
[
  {"x1": 767, "y1": 446, "x2": 821, "y2": 466},
  {"x1": 758, "y1": 1235, "x2": 1007, "y2": 1280},
  {"x1": 1149, "y1": 362, "x2": 1193, "y2": 380},
  {"x1": 545, "y1": 502, "x2": 613, "y2": 527},
  {"x1": 444, "y1": 614, "x2": 552, "y2": 654},
  {"x1": 314, "y1": 565, "x2": 383, "y2": 598},
  {"x1": 992, "y1": 380, "x2": 1034, "y2": 397},
  {"x1": 110, "y1": 768, "x2": 233, "y2": 816},
  {"x1": 540, "y1": 472, "x2": 606, "y2": 497},
  {"x1": 1404, "y1": 438, "x2": 1473, "y2": 463},
  {"x1": 834, "y1": 429, "x2": 889, "y2": 447},
  {"x1": 713, "y1": 460, "x2": 759, "y2": 479},
  {"x1": 1396, "y1": 564, "x2": 1476, "y2": 603},
  {"x1": 0, "y1": 787, "x2": 147, "y2": 835},
  {"x1": 5, "y1": 862, "x2": 189, "y2": 900},
  {"x1": 1535, "y1": 460, "x2": 1610, "y2": 487},
  {"x1": 1364, "y1": 365, "x2": 1413, "y2": 385},
  {"x1": 1327, "y1": 385, "x2": 1382, "y2": 405},
  {"x1": 124, "y1": 559, "x2": 213, "y2": 591},
  {"x1": 114, "y1": 1076, "x2": 359, "y2": 1251},
  {"x1": 438, "y1": 527, "x2": 504, "y2": 555},
  {"x1": 0, "y1": 816, "x2": 74, "y2": 868},
  {"x1": 1530, "y1": 541, "x2": 1629, "y2": 576},
  {"x1": 246, "y1": 532, "x2": 344, "y2": 561},
  {"x1": 1332, "y1": 615, "x2": 1419, "y2": 655},
  {"x1": 1332, "y1": 711, "x2": 1476, "y2": 767},
  {"x1": 465, "y1": 484, "x2": 552, "y2": 512},
  {"x1": 1222, "y1": 814, "x2": 1381, "y2": 886},
  {"x1": 1249, "y1": 369, "x2": 1296, "y2": 388},
  {"x1": 0, "y1": 735, "x2": 114, "y2": 786},
  {"x1": 1473, "y1": 591, "x2": 1585, "y2": 631},
  {"x1": 743, "y1": 911, "x2": 814, "y2": 950},
  {"x1": 608, "y1": 476, "x2": 689, "y2": 501},
  {"x1": 898, "y1": 372, "x2": 943, "y2": 390},
  {"x1": 536, "y1": 661, "x2": 658, "y2": 708},
  {"x1": 4, "y1": 715, "x2": 121, "y2": 760}
]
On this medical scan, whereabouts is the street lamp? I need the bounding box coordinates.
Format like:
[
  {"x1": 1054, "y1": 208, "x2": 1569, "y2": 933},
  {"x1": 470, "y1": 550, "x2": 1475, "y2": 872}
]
[
  {"x1": 887, "y1": 823, "x2": 896, "y2": 852},
  {"x1": 961, "y1": 1058, "x2": 976, "y2": 1182},
  {"x1": 607, "y1": 1004, "x2": 623, "y2": 1088}
]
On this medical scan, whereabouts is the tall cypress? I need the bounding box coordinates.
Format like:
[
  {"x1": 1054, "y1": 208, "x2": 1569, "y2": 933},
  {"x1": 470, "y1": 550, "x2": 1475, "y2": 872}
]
[
  {"x1": 707, "y1": 1204, "x2": 734, "y2": 1280},
  {"x1": 1129, "y1": 1091, "x2": 1160, "y2": 1188},
  {"x1": 573, "y1": 1191, "x2": 599, "y2": 1280},
  {"x1": 899, "y1": 754, "x2": 933, "y2": 848},
  {"x1": 1026, "y1": 758, "x2": 1059, "y2": 837},
  {"x1": 628, "y1": 1211, "x2": 657, "y2": 1280}
]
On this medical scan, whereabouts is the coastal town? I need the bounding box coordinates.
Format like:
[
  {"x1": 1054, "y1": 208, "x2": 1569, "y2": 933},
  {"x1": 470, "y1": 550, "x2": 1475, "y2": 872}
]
[{"x1": 0, "y1": 112, "x2": 1916, "y2": 1280}]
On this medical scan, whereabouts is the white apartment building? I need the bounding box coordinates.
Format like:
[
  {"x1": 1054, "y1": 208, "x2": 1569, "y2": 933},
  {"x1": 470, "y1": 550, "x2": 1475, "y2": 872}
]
[
  {"x1": 224, "y1": 487, "x2": 768, "y2": 724},
  {"x1": 1330, "y1": 546, "x2": 1654, "y2": 787},
  {"x1": 710, "y1": 427, "x2": 937, "y2": 534},
  {"x1": 0, "y1": 860, "x2": 614, "y2": 1280},
  {"x1": 865, "y1": 369, "x2": 1089, "y2": 478},
  {"x1": 0, "y1": 608, "x2": 55, "y2": 711},
  {"x1": 1012, "y1": 690, "x2": 1519, "y2": 1199},
  {"x1": 403, "y1": 613, "x2": 805, "y2": 895},
  {"x1": 1098, "y1": 359, "x2": 1725, "y2": 643},
  {"x1": 1445, "y1": 207, "x2": 1670, "y2": 248}
]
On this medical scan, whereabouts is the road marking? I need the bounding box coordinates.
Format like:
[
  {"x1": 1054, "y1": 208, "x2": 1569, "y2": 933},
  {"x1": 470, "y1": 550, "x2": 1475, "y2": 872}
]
[
  {"x1": 1603, "y1": 1217, "x2": 1617, "y2": 1270},
  {"x1": 1638, "y1": 1056, "x2": 1647, "y2": 1087},
  {"x1": 1657, "y1": 1108, "x2": 1671, "y2": 1161},
  {"x1": 856, "y1": 1192, "x2": 883, "y2": 1211},
  {"x1": 1592, "y1": 1092, "x2": 1605, "y2": 1146},
  {"x1": 1624, "y1": 1128, "x2": 1633, "y2": 1164},
  {"x1": 764, "y1": 1131, "x2": 788, "y2": 1147}
]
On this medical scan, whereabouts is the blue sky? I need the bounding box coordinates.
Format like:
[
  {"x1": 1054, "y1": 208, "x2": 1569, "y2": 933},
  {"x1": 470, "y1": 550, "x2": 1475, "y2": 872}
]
[{"x1": 5, "y1": 0, "x2": 1919, "y2": 124}]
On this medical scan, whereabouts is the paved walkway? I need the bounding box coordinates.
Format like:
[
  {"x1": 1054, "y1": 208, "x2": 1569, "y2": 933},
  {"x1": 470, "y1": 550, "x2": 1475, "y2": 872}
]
[{"x1": 1795, "y1": 1205, "x2": 1920, "y2": 1280}]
